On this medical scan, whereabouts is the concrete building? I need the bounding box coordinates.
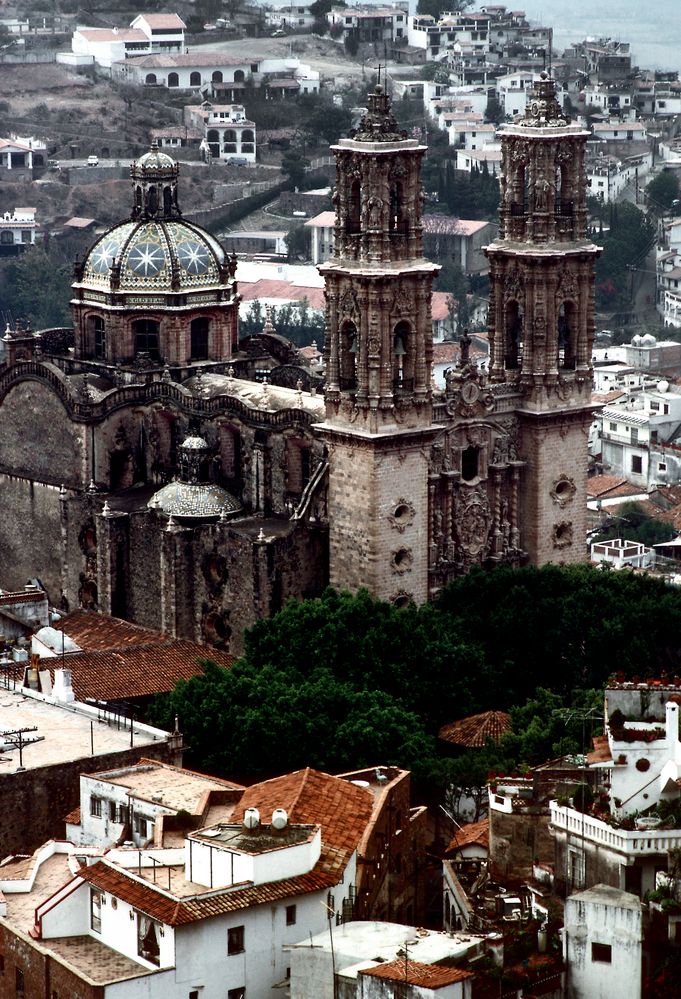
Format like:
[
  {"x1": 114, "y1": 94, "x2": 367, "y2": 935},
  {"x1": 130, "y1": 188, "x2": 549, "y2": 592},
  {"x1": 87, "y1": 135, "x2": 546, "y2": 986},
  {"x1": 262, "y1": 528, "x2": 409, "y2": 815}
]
[
  {"x1": 590, "y1": 537, "x2": 655, "y2": 569},
  {"x1": 290, "y1": 920, "x2": 478, "y2": 999},
  {"x1": 598, "y1": 379, "x2": 681, "y2": 489},
  {"x1": 71, "y1": 13, "x2": 186, "y2": 71},
  {"x1": 185, "y1": 102, "x2": 256, "y2": 163},
  {"x1": 0, "y1": 136, "x2": 46, "y2": 172},
  {"x1": 0, "y1": 675, "x2": 181, "y2": 859},
  {"x1": 0, "y1": 766, "x2": 426, "y2": 998},
  {"x1": 564, "y1": 885, "x2": 643, "y2": 999},
  {"x1": 551, "y1": 680, "x2": 681, "y2": 898},
  {"x1": 0, "y1": 207, "x2": 36, "y2": 256}
]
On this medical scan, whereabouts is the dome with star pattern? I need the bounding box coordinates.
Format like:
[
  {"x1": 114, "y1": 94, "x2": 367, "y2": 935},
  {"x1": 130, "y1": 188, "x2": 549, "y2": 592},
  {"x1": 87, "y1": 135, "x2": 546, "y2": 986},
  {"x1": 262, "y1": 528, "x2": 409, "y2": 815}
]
[
  {"x1": 77, "y1": 146, "x2": 230, "y2": 295},
  {"x1": 79, "y1": 217, "x2": 227, "y2": 293}
]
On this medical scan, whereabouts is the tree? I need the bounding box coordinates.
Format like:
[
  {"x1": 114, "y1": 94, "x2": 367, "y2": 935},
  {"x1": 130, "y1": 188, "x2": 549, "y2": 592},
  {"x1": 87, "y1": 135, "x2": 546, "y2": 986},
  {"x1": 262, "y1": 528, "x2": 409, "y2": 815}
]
[
  {"x1": 344, "y1": 31, "x2": 359, "y2": 57},
  {"x1": 151, "y1": 567, "x2": 681, "y2": 791},
  {"x1": 416, "y1": 0, "x2": 473, "y2": 18},
  {"x1": 281, "y1": 148, "x2": 309, "y2": 190},
  {"x1": 646, "y1": 171, "x2": 680, "y2": 215},
  {"x1": 1, "y1": 244, "x2": 74, "y2": 330},
  {"x1": 303, "y1": 100, "x2": 352, "y2": 146},
  {"x1": 485, "y1": 95, "x2": 505, "y2": 125},
  {"x1": 285, "y1": 224, "x2": 309, "y2": 262}
]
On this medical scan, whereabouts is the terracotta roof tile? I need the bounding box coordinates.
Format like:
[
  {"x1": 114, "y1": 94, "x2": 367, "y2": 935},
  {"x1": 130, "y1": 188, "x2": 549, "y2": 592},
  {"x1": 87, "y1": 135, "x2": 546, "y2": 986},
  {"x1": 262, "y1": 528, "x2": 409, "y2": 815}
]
[
  {"x1": 439, "y1": 711, "x2": 511, "y2": 748},
  {"x1": 80, "y1": 856, "x2": 337, "y2": 926},
  {"x1": 48, "y1": 611, "x2": 234, "y2": 702},
  {"x1": 446, "y1": 819, "x2": 489, "y2": 853},
  {"x1": 587, "y1": 475, "x2": 642, "y2": 500},
  {"x1": 361, "y1": 959, "x2": 474, "y2": 987}
]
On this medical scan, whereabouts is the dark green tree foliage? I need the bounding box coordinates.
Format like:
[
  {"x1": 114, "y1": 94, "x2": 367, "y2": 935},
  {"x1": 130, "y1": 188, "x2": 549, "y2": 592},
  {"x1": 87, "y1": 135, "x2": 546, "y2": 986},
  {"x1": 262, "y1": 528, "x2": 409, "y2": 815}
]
[
  {"x1": 417, "y1": 0, "x2": 473, "y2": 18},
  {"x1": 594, "y1": 202, "x2": 654, "y2": 309},
  {"x1": 591, "y1": 502, "x2": 675, "y2": 548},
  {"x1": 1, "y1": 244, "x2": 74, "y2": 329},
  {"x1": 646, "y1": 171, "x2": 680, "y2": 215},
  {"x1": 239, "y1": 299, "x2": 325, "y2": 347},
  {"x1": 281, "y1": 148, "x2": 309, "y2": 190},
  {"x1": 152, "y1": 566, "x2": 681, "y2": 784},
  {"x1": 436, "y1": 161, "x2": 499, "y2": 220}
]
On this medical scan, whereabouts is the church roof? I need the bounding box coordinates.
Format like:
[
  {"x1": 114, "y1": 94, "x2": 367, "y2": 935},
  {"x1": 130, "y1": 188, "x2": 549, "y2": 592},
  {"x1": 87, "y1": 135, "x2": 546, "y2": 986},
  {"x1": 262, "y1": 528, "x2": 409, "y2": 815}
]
[
  {"x1": 438, "y1": 710, "x2": 512, "y2": 748},
  {"x1": 148, "y1": 480, "x2": 241, "y2": 519},
  {"x1": 79, "y1": 218, "x2": 226, "y2": 293}
]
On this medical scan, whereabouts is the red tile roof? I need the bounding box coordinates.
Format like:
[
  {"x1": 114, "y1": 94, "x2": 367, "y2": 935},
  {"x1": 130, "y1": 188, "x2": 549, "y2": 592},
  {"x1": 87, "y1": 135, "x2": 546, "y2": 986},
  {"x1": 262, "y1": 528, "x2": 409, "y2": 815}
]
[
  {"x1": 79, "y1": 860, "x2": 336, "y2": 926},
  {"x1": 77, "y1": 769, "x2": 374, "y2": 926},
  {"x1": 235, "y1": 768, "x2": 374, "y2": 875},
  {"x1": 49, "y1": 611, "x2": 234, "y2": 701},
  {"x1": 360, "y1": 959, "x2": 474, "y2": 987},
  {"x1": 446, "y1": 819, "x2": 489, "y2": 853},
  {"x1": 587, "y1": 475, "x2": 643, "y2": 500},
  {"x1": 439, "y1": 711, "x2": 512, "y2": 748}
]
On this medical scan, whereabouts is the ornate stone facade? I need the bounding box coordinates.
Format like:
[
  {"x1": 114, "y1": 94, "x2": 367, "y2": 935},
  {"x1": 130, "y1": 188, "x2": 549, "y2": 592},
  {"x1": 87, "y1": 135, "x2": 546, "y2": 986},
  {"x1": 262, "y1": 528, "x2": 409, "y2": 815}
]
[{"x1": 0, "y1": 81, "x2": 597, "y2": 647}]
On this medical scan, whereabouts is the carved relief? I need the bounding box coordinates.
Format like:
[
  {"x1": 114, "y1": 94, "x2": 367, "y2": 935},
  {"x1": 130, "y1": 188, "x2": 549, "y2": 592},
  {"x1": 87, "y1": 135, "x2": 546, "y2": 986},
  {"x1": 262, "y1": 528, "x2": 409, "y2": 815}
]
[
  {"x1": 552, "y1": 521, "x2": 573, "y2": 549},
  {"x1": 388, "y1": 498, "x2": 416, "y2": 533},
  {"x1": 550, "y1": 475, "x2": 577, "y2": 508},
  {"x1": 454, "y1": 487, "x2": 492, "y2": 557},
  {"x1": 391, "y1": 547, "x2": 413, "y2": 574},
  {"x1": 339, "y1": 287, "x2": 359, "y2": 319}
]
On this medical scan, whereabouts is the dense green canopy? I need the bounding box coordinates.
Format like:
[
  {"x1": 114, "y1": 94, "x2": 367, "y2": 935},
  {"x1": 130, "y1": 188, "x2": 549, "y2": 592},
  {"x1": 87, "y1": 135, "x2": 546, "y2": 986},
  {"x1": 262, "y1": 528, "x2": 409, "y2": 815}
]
[{"x1": 151, "y1": 565, "x2": 681, "y2": 788}]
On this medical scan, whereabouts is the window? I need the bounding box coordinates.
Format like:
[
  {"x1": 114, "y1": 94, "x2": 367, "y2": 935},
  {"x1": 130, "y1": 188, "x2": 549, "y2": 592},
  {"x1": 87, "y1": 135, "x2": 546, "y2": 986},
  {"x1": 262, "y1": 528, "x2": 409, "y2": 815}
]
[
  {"x1": 630, "y1": 427, "x2": 639, "y2": 443},
  {"x1": 168, "y1": 72, "x2": 179, "y2": 88},
  {"x1": 591, "y1": 942, "x2": 612, "y2": 963},
  {"x1": 91, "y1": 889, "x2": 102, "y2": 932},
  {"x1": 137, "y1": 913, "x2": 161, "y2": 965},
  {"x1": 461, "y1": 446, "x2": 480, "y2": 482},
  {"x1": 228, "y1": 989, "x2": 245, "y2": 999},
  {"x1": 94, "y1": 315, "x2": 106, "y2": 360},
  {"x1": 228, "y1": 925, "x2": 245, "y2": 954},
  {"x1": 659, "y1": 462, "x2": 667, "y2": 472},
  {"x1": 631, "y1": 455, "x2": 643, "y2": 474},
  {"x1": 134, "y1": 319, "x2": 161, "y2": 362},
  {"x1": 15, "y1": 968, "x2": 24, "y2": 996},
  {"x1": 90, "y1": 796, "x2": 102, "y2": 818},
  {"x1": 190, "y1": 317, "x2": 209, "y2": 360},
  {"x1": 286, "y1": 904, "x2": 297, "y2": 926},
  {"x1": 609, "y1": 422, "x2": 617, "y2": 431},
  {"x1": 135, "y1": 814, "x2": 149, "y2": 838}
]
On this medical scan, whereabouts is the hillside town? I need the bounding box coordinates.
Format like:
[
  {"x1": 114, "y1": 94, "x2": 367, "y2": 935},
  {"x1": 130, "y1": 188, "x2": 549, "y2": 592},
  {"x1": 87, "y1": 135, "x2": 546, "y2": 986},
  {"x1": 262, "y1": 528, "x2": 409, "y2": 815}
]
[{"x1": 2, "y1": 2, "x2": 681, "y2": 997}]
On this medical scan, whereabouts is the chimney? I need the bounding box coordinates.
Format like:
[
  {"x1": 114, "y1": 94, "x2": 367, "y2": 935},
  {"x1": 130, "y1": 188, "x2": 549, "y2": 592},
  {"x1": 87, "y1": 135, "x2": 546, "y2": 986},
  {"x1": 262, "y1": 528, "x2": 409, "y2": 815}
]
[{"x1": 53, "y1": 668, "x2": 75, "y2": 703}]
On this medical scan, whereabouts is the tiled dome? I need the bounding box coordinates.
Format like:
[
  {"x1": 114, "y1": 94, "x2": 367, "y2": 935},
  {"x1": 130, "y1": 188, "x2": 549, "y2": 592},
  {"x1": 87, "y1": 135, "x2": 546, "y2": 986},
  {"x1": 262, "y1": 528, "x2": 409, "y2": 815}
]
[{"x1": 80, "y1": 218, "x2": 227, "y2": 292}]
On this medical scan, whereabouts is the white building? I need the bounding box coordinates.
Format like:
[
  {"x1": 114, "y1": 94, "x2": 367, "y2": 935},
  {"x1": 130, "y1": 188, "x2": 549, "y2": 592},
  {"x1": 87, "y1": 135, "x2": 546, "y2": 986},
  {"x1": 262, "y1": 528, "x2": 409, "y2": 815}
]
[
  {"x1": 564, "y1": 885, "x2": 643, "y2": 999},
  {"x1": 291, "y1": 920, "x2": 479, "y2": 999},
  {"x1": 328, "y1": 5, "x2": 408, "y2": 46},
  {"x1": 71, "y1": 13, "x2": 186, "y2": 70},
  {"x1": 590, "y1": 538, "x2": 655, "y2": 569},
  {"x1": 455, "y1": 148, "x2": 501, "y2": 175},
  {"x1": 0, "y1": 207, "x2": 37, "y2": 255},
  {"x1": 0, "y1": 135, "x2": 47, "y2": 171},
  {"x1": 186, "y1": 103, "x2": 256, "y2": 163},
  {"x1": 305, "y1": 210, "x2": 335, "y2": 264},
  {"x1": 551, "y1": 680, "x2": 681, "y2": 898},
  {"x1": 0, "y1": 767, "x2": 381, "y2": 998}
]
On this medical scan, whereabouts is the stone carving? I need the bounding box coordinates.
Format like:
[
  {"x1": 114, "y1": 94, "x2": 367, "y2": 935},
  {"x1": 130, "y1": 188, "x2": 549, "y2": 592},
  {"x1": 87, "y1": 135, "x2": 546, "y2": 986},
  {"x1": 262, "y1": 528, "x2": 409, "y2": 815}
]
[
  {"x1": 552, "y1": 521, "x2": 573, "y2": 549},
  {"x1": 454, "y1": 487, "x2": 492, "y2": 557},
  {"x1": 390, "y1": 546, "x2": 413, "y2": 574},
  {"x1": 387, "y1": 497, "x2": 416, "y2": 533},
  {"x1": 340, "y1": 287, "x2": 358, "y2": 319},
  {"x1": 550, "y1": 475, "x2": 577, "y2": 508}
]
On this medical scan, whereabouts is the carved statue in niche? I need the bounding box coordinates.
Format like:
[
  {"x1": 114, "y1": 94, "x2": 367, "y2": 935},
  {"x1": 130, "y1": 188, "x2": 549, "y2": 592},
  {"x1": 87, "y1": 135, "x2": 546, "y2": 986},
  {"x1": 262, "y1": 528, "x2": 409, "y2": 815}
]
[
  {"x1": 504, "y1": 267, "x2": 524, "y2": 303},
  {"x1": 340, "y1": 287, "x2": 358, "y2": 320},
  {"x1": 454, "y1": 487, "x2": 492, "y2": 558},
  {"x1": 366, "y1": 196, "x2": 383, "y2": 227},
  {"x1": 492, "y1": 434, "x2": 509, "y2": 465}
]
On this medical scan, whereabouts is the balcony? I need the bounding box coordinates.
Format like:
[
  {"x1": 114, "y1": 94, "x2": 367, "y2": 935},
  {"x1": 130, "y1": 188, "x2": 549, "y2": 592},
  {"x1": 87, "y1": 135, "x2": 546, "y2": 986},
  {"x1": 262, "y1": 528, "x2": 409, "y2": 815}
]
[{"x1": 550, "y1": 802, "x2": 681, "y2": 855}]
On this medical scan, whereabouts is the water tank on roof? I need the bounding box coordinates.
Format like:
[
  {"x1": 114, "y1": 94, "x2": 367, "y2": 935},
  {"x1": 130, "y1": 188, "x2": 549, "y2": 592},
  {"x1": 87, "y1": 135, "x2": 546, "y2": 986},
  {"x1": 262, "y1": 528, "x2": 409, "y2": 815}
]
[
  {"x1": 271, "y1": 808, "x2": 288, "y2": 830},
  {"x1": 632, "y1": 334, "x2": 642, "y2": 346},
  {"x1": 243, "y1": 807, "x2": 260, "y2": 830},
  {"x1": 658, "y1": 379, "x2": 670, "y2": 393},
  {"x1": 642, "y1": 334, "x2": 657, "y2": 346}
]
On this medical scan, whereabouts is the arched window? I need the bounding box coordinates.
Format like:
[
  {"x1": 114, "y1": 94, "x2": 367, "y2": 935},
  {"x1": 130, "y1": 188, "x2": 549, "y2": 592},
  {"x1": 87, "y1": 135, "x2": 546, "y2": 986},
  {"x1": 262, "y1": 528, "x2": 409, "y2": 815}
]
[
  {"x1": 558, "y1": 301, "x2": 577, "y2": 369},
  {"x1": 147, "y1": 186, "x2": 158, "y2": 214},
  {"x1": 220, "y1": 424, "x2": 241, "y2": 481},
  {"x1": 505, "y1": 300, "x2": 523, "y2": 369},
  {"x1": 347, "y1": 180, "x2": 361, "y2": 235},
  {"x1": 135, "y1": 185, "x2": 143, "y2": 213},
  {"x1": 191, "y1": 317, "x2": 210, "y2": 360},
  {"x1": 340, "y1": 319, "x2": 358, "y2": 390},
  {"x1": 224, "y1": 129, "x2": 237, "y2": 143},
  {"x1": 234, "y1": 70, "x2": 245, "y2": 83},
  {"x1": 389, "y1": 182, "x2": 408, "y2": 236},
  {"x1": 163, "y1": 186, "x2": 172, "y2": 215},
  {"x1": 190, "y1": 71, "x2": 201, "y2": 87},
  {"x1": 242, "y1": 129, "x2": 254, "y2": 143},
  {"x1": 168, "y1": 72, "x2": 179, "y2": 88},
  {"x1": 393, "y1": 319, "x2": 411, "y2": 389},
  {"x1": 134, "y1": 319, "x2": 161, "y2": 362},
  {"x1": 510, "y1": 163, "x2": 527, "y2": 218},
  {"x1": 145, "y1": 73, "x2": 157, "y2": 85},
  {"x1": 212, "y1": 70, "x2": 223, "y2": 83}
]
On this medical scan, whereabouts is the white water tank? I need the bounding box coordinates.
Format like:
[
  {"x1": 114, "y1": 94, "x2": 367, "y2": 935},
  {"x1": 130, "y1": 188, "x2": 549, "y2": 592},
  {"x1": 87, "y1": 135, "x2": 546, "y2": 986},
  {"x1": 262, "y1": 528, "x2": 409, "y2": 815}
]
[
  {"x1": 271, "y1": 808, "x2": 288, "y2": 830},
  {"x1": 243, "y1": 807, "x2": 260, "y2": 830}
]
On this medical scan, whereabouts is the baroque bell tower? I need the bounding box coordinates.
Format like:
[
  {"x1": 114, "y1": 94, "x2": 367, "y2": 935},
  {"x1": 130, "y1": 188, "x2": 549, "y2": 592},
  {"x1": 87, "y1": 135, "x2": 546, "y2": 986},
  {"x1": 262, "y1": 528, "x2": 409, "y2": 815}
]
[
  {"x1": 485, "y1": 74, "x2": 600, "y2": 564},
  {"x1": 319, "y1": 86, "x2": 440, "y2": 604}
]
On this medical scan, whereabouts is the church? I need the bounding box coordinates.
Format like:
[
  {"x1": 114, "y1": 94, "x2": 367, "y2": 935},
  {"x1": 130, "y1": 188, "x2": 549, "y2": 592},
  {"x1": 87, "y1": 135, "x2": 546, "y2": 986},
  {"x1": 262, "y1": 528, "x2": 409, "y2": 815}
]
[{"x1": 0, "y1": 77, "x2": 598, "y2": 652}]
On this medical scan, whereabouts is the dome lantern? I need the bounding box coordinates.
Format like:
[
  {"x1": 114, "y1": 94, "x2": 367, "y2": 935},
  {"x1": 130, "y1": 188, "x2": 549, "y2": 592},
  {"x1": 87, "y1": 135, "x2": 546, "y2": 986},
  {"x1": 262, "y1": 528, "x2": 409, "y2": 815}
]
[{"x1": 131, "y1": 141, "x2": 181, "y2": 221}]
